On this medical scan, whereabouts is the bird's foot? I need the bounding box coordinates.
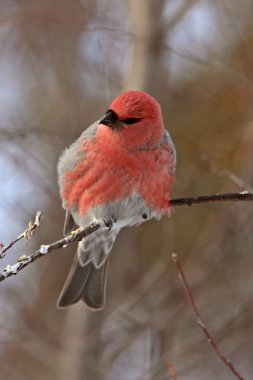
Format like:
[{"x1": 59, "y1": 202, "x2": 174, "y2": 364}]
[
  {"x1": 70, "y1": 227, "x2": 81, "y2": 236},
  {"x1": 104, "y1": 215, "x2": 117, "y2": 231}
]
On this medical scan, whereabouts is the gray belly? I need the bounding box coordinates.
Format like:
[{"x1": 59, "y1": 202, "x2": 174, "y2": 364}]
[{"x1": 71, "y1": 193, "x2": 160, "y2": 230}]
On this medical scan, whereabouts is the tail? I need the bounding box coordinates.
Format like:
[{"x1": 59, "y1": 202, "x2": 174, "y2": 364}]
[
  {"x1": 57, "y1": 229, "x2": 118, "y2": 310},
  {"x1": 57, "y1": 256, "x2": 108, "y2": 310}
]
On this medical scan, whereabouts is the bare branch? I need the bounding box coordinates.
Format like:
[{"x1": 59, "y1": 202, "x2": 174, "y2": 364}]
[
  {"x1": 0, "y1": 191, "x2": 253, "y2": 284},
  {"x1": 171, "y1": 253, "x2": 245, "y2": 380},
  {"x1": 170, "y1": 192, "x2": 253, "y2": 207},
  {"x1": 0, "y1": 223, "x2": 100, "y2": 282},
  {"x1": 0, "y1": 210, "x2": 43, "y2": 258}
]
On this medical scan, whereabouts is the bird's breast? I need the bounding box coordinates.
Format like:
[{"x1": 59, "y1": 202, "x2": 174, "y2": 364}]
[{"x1": 61, "y1": 135, "x2": 174, "y2": 218}]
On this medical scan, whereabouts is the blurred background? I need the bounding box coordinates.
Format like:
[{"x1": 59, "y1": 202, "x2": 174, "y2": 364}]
[{"x1": 0, "y1": 0, "x2": 253, "y2": 379}]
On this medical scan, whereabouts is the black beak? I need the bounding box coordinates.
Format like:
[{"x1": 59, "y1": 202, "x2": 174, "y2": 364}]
[{"x1": 99, "y1": 110, "x2": 122, "y2": 130}]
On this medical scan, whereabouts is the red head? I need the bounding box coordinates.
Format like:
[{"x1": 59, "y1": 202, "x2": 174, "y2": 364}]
[{"x1": 99, "y1": 91, "x2": 165, "y2": 149}]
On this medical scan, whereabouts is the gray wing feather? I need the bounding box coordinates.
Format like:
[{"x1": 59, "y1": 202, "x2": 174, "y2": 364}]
[
  {"x1": 57, "y1": 254, "x2": 91, "y2": 308},
  {"x1": 57, "y1": 252, "x2": 109, "y2": 310},
  {"x1": 80, "y1": 120, "x2": 99, "y2": 139},
  {"x1": 57, "y1": 120, "x2": 119, "y2": 309},
  {"x1": 63, "y1": 211, "x2": 77, "y2": 236},
  {"x1": 57, "y1": 121, "x2": 99, "y2": 191},
  {"x1": 82, "y1": 260, "x2": 108, "y2": 310},
  {"x1": 57, "y1": 229, "x2": 118, "y2": 309},
  {"x1": 78, "y1": 229, "x2": 118, "y2": 269},
  {"x1": 164, "y1": 129, "x2": 176, "y2": 169}
]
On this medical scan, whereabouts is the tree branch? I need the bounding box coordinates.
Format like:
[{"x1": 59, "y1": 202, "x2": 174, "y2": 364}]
[
  {"x1": 170, "y1": 192, "x2": 253, "y2": 207},
  {"x1": 0, "y1": 210, "x2": 43, "y2": 258},
  {"x1": 171, "y1": 253, "x2": 244, "y2": 380},
  {"x1": 0, "y1": 223, "x2": 100, "y2": 282},
  {"x1": 0, "y1": 191, "x2": 253, "y2": 283}
]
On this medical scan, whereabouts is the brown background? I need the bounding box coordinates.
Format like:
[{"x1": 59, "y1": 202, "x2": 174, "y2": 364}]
[{"x1": 0, "y1": 1, "x2": 253, "y2": 379}]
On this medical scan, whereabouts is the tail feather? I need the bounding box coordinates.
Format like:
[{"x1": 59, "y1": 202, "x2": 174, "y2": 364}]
[
  {"x1": 82, "y1": 260, "x2": 108, "y2": 310},
  {"x1": 57, "y1": 254, "x2": 91, "y2": 308},
  {"x1": 57, "y1": 256, "x2": 108, "y2": 309},
  {"x1": 57, "y1": 229, "x2": 117, "y2": 309}
]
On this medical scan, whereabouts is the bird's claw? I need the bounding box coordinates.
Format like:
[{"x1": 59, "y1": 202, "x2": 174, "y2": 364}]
[
  {"x1": 104, "y1": 216, "x2": 117, "y2": 231},
  {"x1": 71, "y1": 227, "x2": 81, "y2": 236}
]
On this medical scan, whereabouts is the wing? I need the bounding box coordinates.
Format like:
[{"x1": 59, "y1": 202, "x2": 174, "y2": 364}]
[
  {"x1": 164, "y1": 129, "x2": 176, "y2": 173},
  {"x1": 57, "y1": 121, "x2": 99, "y2": 190},
  {"x1": 78, "y1": 228, "x2": 118, "y2": 268},
  {"x1": 58, "y1": 121, "x2": 99, "y2": 233},
  {"x1": 63, "y1": 211, "x2": 77, "y2": 236}
]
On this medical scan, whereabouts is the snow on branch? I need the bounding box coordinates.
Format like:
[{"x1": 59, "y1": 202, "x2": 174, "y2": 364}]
[{"x1": 0, "y1": 223, "x2": 100, "y2": 282}]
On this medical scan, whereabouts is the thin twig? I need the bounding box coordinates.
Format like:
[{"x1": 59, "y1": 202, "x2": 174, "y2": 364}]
[
  {"x1": 170, "y1": 192, "x2": 253, "y2": 207},
  {"x1": 171, "y1": 253, "x2": 245, "y2": 380},
  {"x1": 201, "y1": 155, "x2": 253, "y2": 192},
  {"x1": 168, "y1": 361, "x2": 177, "y2": 380},
  {"x1": 221, "y1": 170, "x2": 253, "y2": 192},
  {"x1": 0, "y1": 223, "x2": 100, "y2": 282},
  {"x1": 0, "y1": 210, "x2": 43, "y2": 258}
]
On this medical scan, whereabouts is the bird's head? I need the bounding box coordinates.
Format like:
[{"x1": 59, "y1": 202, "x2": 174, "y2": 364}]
[{"x1": 99, "y1": 91, "x2": 165, "y2": 149}]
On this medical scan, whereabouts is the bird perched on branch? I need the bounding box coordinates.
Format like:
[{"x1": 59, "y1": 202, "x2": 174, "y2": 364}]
[{"x1": 57, "y1": 91, "x2": 176, "y2": 310}]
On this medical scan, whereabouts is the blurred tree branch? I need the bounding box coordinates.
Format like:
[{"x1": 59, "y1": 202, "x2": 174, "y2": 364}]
[
  {"x1": 172, "y1": 253, "x2": 244, "y2": 380},
  {"x1": 164, "y1": 0, "x2": 201, "y2": 31}
]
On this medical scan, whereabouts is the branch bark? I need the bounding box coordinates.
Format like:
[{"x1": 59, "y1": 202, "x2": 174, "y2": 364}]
[
  {"x1": 0, "y1": 210, "x2": 43, "y2": 258},
  {"x1": 0, "y1": 223, "x2": 100, "y2": 282},
  {"x1": 170, "y1": 191, "x2": 253, "y2": 207}
]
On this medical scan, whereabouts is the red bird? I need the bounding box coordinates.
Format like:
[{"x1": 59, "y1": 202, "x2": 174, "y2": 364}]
[{"x1": 57, "y1": 91, "x2": 176, "y2": 310}]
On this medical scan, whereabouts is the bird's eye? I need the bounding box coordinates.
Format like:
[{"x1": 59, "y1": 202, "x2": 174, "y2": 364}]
[{"x1": 121, "y1": 118, "x2": 141, "y2": 125}]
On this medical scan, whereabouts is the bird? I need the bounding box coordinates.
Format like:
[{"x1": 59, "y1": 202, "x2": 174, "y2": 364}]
[{"x1": 57, "y1": 90, "x2": 176, "y2": 310}]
